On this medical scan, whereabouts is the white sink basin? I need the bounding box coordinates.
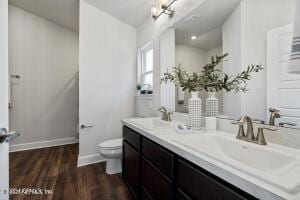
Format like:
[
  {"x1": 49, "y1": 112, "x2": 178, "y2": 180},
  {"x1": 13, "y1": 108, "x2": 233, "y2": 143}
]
[
  {"x1": 127, "y1": 117, "x2": 173, "y2": 130},
  {"x1": 175, "y1": 134, "x2": 295, "y2": 172},
  {"x1": 173, "y1": 132, "x2": 300, "y2": 193}
]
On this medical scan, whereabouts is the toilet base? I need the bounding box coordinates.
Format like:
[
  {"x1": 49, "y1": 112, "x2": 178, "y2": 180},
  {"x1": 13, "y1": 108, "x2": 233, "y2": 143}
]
[{"x1": 105, "y1": 158, "x2": 122, "y2": 175}]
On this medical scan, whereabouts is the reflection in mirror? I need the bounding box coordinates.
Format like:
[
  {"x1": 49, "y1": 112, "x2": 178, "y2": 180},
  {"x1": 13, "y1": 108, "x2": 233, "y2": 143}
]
[
  {"x1": 174, "y1": 27, "x2": 224, "y2": 114},
  {"x1": 160, "y1": 0, "x2": 300, "y2": 129}
]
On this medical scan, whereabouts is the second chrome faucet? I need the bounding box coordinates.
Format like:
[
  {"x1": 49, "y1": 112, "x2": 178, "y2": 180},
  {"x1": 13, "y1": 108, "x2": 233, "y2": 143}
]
[{"x1": 158, "y1": 106, "x2": 173, "y2": 121}]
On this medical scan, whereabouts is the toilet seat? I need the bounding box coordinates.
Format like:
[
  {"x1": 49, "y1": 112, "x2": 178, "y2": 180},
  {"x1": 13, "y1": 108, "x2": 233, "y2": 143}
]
[{"x1": 99, "y1": 138, "x2": 122, "y2": 150}]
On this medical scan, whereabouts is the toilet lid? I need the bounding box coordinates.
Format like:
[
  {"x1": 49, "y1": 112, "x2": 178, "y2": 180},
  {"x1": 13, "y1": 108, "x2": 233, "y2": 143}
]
[{"x1": 99, "y1": 138, "x2": 122, "y2": 149}]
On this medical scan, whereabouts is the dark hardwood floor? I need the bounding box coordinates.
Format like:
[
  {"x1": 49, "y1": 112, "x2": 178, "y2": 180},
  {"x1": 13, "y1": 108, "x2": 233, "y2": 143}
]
[{"x1": 9, "y1": 144, "x2": 132, "y2": 200}]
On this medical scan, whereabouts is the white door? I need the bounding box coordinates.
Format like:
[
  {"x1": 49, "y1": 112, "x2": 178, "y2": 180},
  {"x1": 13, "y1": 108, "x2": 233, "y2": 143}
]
[
  {"x1": 0, "y1": 0, "x2": 9, "y2": 199},
  {"x1": 267, "y1": 24, "x2": 300, "y2": 128}
]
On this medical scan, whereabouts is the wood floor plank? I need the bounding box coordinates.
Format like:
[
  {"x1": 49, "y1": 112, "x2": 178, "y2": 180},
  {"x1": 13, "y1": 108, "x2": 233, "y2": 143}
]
[{"x1": 9, "y1": 144, "x2": 132, "y2": 200}]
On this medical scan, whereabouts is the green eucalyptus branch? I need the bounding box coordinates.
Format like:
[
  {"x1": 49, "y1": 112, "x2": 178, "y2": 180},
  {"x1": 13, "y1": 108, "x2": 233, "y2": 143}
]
[
  {"x1": 161, "y1": 53, "x2": 263, "y2": 93},
  {"x1": 221, "y1": 64, "x2": 263, "y2": 92}
]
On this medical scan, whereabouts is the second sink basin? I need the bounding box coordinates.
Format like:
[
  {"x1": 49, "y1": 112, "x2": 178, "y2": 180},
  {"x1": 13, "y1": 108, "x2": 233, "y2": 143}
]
[
  {"x1": 173, "y1": 132, "x2": 300, "y2": 193},
  {"x1": 175, "y1": 134, "x2": 295, "y2": 172}
]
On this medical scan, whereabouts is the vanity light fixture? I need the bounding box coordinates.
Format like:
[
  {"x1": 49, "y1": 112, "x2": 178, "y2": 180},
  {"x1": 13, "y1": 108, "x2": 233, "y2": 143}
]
[{"x1": 152, "y1": 0, "x2": 177, "y2": 20}]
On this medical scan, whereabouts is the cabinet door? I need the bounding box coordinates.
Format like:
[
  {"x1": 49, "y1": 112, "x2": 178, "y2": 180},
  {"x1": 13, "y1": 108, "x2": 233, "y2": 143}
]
[
  {"x1": 142, "y1": 158, "x2": 173, "y2": 200},
  {"x1": 123, "y1": 141, "x2": 140, "y2": 199},
  {"x1": 177, "y1": 159, "x2": 254, "y2": 200},
  {"x1": 123, "y1": 126, "x2": 141, "y2": 150},
  {"x1": 142, "y1": 138, "x2": 173, "y2": 178}
]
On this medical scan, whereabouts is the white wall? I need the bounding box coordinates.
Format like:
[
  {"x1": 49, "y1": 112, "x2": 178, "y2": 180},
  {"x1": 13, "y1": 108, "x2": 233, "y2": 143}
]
[
  {"x1": 79, "y1": 1, "x2": 136, "y2": 165},
  {"x1": 206, "y1": 46, "x2": 223, "y2": 64},
  {"x1": 176, "y1": 45, "x2": 207, "y2": 73},
  {"x1": 222, "y1": 3, "x2": 242, "y2": 119},
  {"x1": 223, "y1": 0, "x2": 294, "y2": 120},
  {"x1": 240, "y1": 0, "x2": 294, "y2": 120},
  {"x1": 0, "y1": 0, "x2": 9, "y2": 199},
  {"x1": 8, "y1": 5, "x2": 79, "y2": 149},
  {"x1": 0, "y1": 0, "x2": 8, "y2": 129}
]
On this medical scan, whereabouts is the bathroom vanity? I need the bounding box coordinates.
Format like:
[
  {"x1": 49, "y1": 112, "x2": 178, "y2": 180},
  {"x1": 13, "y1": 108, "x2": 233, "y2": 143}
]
[
  {"x1": 121, "y1": 0, "x2": 300, "y2": 199},
  {"x1": 122, "y1": 125, "x2": 256, "y2": 200},
  {"x1": 121, "y1": 117, "x2": 300, "y2": 200}
]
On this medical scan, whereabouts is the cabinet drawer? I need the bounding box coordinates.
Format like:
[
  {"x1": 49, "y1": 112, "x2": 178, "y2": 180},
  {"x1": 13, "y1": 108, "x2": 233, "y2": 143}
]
[
  {"x1": 142, "y1": 138, "x2": 173, "y2": 178},
  {"x1": 123, "y1": 141, "x2": 140, "y2": 199},
  {"x1": 177, "y1": 159, "x2": 252, "y2": 200},
  {"x1": 142, "y1": 158, "x2": 173, "y2": 200},
  {"x1": 123, "y1": 126, "x2": 141, "y2": 151}
]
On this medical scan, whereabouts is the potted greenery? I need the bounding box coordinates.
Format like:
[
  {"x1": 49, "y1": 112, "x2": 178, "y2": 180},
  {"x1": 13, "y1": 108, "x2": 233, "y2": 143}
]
[
  {"x1": 161, "y1": 53, "x2": 263, "y2": 127},
  {"x1": 136, "y1": 83, "x2": 142, "y2": 96},
  {"x1": 161, "y1": 53, "x2": 263, "y2": 93}
]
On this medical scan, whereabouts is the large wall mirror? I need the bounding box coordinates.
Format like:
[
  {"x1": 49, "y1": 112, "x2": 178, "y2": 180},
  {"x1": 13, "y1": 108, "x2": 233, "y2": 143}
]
[{"x1": 159, "y1": 0, "x2": 300, "y2": 129}]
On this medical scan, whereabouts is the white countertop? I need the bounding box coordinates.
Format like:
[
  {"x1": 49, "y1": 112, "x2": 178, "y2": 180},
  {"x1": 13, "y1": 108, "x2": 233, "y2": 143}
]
[{"x1": 121, "y1": 117, "x2": 300, "y2": 200}]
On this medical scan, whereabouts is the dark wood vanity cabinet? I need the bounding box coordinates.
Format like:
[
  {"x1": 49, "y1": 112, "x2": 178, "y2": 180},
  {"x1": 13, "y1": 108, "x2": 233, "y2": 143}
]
[
  {"x1": 122, "y1": 126, "x2": 257, "y2": 200},
  {"x1": 122, "y1": 126, "x2": 142, "y2": 199},
  {"x1": 142, "y1": 138, "x2": 174, "y2": 179},
  {"x1": 176, "y1": 159, "x2": 254, "y2": 200},
  {"x1": 142, "y1": 158, "x2": 173, "y2": 200},
  {"x1": 123, "y1": 141, "x2": 141, "y2": 199}
]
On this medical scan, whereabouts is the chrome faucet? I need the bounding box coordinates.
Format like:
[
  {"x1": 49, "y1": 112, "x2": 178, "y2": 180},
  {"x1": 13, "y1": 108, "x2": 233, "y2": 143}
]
[
  {"x1": 232, "y1": 115, "x2": 277, "y2": 145},
  {"x1": 269, "y1": 108, "x2": 280, "y2": 125},
  {"x1": 158, "y1": 106, "x2": 172, "y2": 121},
  {"x1": 236, "y1": 116, "x2": 255, "y2": 141}
]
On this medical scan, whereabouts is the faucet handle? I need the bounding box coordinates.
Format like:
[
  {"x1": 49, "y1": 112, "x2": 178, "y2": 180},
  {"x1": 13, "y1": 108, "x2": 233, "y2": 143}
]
[
  {"x1": 269, "y1": 107, "x2": 280, "y2": 112},
  {"x1": 256, "y1": 126, "x2": 277, "y2": 145},
  {"x1": 279, "y1": 122, "x2": 297, "y2": 127},
  {"x1": 253, "y1": 118, "x2": 265, "y2": 124},
  {"x1": 231, "y1": 120, "x2": 242, "y2": 125},
  {"x1": 231, "y1": 120, "x2": 245, "y2": 139},
  {"x1": 258, "y1": 126, "x2": 278, "y2": 132}
]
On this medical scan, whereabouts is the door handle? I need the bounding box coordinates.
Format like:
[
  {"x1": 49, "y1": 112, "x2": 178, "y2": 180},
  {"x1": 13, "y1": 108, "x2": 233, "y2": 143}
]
[
  {"x1": 80, "y1": 125, "x2": 93, "y2": 129},
  {"x1": 0, "y1": 128, "x2": 20, "y2": 143}
]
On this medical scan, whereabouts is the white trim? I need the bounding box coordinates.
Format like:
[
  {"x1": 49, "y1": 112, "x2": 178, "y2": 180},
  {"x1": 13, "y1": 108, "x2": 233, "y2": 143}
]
[
  {"x1": 77, "y1": 153, "x2": 105, "y2": 167},
  {"x1": 137, "y1": 41, "x2": 154, "y2": 85},
  {"x1": 139, "y1": 41, "x2": 154, "y2": 52},
  {"x1": 9, "y1": 137, "x2": 78, "y2": 152}
]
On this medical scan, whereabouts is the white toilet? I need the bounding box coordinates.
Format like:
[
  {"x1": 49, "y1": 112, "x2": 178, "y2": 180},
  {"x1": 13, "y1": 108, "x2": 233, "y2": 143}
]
[{"x1": 99, "y1": 138, "x2": 122, "y2": 175}]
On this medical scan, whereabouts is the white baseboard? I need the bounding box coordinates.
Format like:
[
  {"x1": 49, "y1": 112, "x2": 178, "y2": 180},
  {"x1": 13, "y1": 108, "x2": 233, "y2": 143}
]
[
  {"x1": 9, "y1": 137, "x2": 79, "y2": 152},
  {"x1": 77, "y1": 153, "x2": 105, "y2": 167}
]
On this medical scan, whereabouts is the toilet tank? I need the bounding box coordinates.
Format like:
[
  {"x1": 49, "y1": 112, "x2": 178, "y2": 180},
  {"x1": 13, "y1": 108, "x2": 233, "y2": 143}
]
[{"x1": 136, "y1": 95, "x2": 155, "y2": 117}]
